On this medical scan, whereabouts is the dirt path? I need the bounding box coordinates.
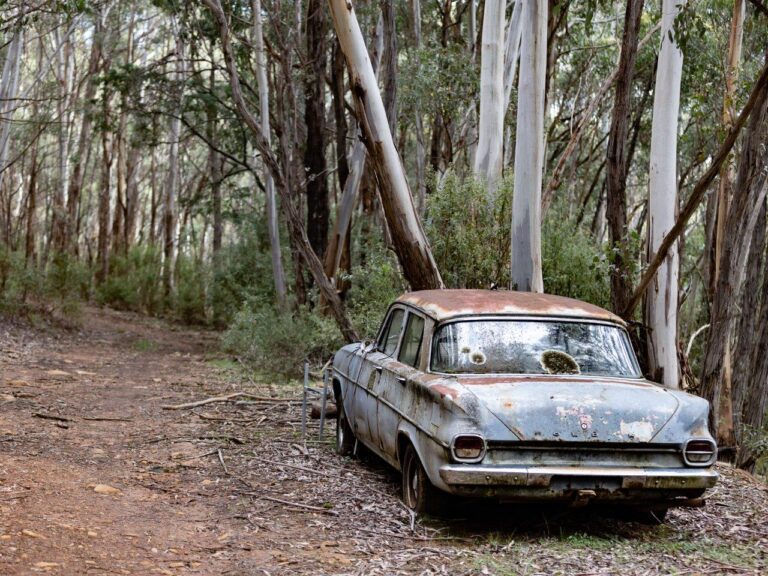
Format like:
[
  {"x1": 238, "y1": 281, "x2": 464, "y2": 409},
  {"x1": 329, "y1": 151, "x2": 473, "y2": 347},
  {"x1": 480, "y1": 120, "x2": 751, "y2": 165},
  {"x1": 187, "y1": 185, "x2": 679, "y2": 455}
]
[{"x1": 1, "y1": 307, "x2": 767, "y2": 575}]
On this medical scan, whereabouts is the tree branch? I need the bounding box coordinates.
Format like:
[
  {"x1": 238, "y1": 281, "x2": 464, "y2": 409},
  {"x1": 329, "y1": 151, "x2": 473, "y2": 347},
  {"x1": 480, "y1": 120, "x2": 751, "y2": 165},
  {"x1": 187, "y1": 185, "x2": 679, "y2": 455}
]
[{"x1": 622, "y1": 57, "x2": 768, "y2": 319}]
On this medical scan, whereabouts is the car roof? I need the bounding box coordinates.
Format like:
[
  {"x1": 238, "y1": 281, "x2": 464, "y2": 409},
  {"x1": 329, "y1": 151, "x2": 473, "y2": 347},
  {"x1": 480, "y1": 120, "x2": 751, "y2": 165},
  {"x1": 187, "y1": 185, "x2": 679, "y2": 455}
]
[{"x1": 396, "y1": 289, "x2": 624, "y2": 325}]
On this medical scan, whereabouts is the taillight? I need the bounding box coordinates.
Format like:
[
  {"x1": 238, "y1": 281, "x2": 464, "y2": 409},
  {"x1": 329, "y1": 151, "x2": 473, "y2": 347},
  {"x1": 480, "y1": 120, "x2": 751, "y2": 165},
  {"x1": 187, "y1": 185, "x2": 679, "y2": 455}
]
[
  {"x1": 683, "y1": 439, "x2": 717, "y2": 466},
  {"x1": 451, "y1": 434, "x2": 486, "y2": 462}
]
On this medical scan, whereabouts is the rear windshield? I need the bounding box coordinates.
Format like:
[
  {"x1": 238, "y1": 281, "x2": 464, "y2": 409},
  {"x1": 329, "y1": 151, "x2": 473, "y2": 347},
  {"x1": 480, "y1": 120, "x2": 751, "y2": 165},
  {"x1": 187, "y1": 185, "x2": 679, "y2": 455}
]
[{"x1": 430, "y1": 319, "x2": 641, "y2": 377}]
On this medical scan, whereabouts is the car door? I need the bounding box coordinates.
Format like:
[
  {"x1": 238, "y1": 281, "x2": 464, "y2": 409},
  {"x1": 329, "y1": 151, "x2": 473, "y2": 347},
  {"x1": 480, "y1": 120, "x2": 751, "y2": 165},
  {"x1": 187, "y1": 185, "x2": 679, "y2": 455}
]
[
  {"x1": 373, "y1": 311, "x2": 426, "y2": 463},
  {"x1": 350, "y1": 306, "x2": 406, "y2": 451}
]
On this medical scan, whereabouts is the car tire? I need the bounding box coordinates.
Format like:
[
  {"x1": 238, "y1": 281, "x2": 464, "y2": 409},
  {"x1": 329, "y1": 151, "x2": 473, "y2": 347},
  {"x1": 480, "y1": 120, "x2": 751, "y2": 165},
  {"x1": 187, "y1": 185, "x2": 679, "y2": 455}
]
[
  {"x1": 402, "y1": 443, "x2": 443, "y2": 515},
  {"x1": 336, "y1": 401, "x2": 355, "y2": 456}
]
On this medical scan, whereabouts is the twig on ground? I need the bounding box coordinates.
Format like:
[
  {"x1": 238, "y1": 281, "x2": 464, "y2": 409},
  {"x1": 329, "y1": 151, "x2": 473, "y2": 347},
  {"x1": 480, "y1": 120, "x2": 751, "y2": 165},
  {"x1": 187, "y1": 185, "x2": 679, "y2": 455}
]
[
  {"x1": 250, "y1": 455, "x2": 334, "y2": 477},
  {"x1": 256, "y1": 494, "x2": 339, "y2": 515},
  {"x1": 82, "y1": 416, "x2": 133, "y2": 422},
  {"x1": 162, "y1": 392, "x2": 299, "y2": 410},
  {"x1": 33, "y1": 412, "x2": 73, "y2": 422},
  {"x1": 217, "y1": 448, "x2": 229, "y2": 475}
]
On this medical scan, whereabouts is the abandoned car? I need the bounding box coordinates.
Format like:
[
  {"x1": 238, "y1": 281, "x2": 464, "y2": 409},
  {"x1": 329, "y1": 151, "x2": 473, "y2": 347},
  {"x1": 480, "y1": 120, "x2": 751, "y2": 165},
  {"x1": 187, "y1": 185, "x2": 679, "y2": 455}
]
[{"x1": 331, "y1": 289, "x2": 717, "y2": 520}]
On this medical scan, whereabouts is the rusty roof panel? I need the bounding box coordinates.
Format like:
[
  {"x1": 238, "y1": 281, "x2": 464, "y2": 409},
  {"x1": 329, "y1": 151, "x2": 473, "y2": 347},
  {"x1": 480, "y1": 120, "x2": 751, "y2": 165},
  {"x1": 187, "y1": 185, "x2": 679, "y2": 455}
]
[{"x1": 397, "y1": 289, "x2": 623, "y2": 324}]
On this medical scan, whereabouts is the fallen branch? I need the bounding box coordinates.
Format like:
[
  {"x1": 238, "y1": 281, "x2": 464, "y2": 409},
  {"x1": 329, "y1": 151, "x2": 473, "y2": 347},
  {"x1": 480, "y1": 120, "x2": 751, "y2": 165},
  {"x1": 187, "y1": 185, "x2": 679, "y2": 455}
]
[
  {"x1": 250, "y1": 455, "x2": 334, "y2": 478},
  {"x1": 82, "y1": 416, "x2": 133, "y2": 422},
  {"x1": 162, "y1": 392, "x2": 299, "y2": 410},
  {"x1": 217, "y1": 448, "x2": 229, "y2": 475}
]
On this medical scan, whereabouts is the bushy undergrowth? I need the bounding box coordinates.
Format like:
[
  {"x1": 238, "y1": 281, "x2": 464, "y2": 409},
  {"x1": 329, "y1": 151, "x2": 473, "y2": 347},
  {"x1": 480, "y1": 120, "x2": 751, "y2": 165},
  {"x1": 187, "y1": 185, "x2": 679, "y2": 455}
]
[
  {"x1": 97, "y1": 246, "x2": 163, "y2": 314},
  {"x1": 425, "y1": 172, "x2": 610, "y2": 308},
  {"x1": 0, "y1": 248, "x2": 88, "y2": 321}
]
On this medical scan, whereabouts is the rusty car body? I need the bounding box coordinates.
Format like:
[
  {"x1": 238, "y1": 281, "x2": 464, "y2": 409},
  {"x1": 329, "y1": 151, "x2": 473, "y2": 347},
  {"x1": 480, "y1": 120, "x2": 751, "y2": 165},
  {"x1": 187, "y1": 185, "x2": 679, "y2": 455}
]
[{"x1": 331, "y1": 290, "x2": 717, "y2": 520}]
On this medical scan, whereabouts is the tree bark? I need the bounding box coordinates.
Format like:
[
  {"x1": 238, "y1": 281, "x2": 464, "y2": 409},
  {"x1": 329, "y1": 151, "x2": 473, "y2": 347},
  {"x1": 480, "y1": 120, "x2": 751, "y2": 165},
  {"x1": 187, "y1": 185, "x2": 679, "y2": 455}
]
[
  {"x1": 645, "y1": 0, "x2": 683, "y2": 388},
  {"x1": 475, "y1": 0, "x2": 506, "y2": 193},
  {"x1": 605, "y1": 0, "x2": 644, "y2": 316},
  {"x1": 510, "y1": 0, "x2": 547, "y2": 292},
  {"x1": 305, "y1": 0, "x2": 330, "y2": 259},
  {"x1": 328, "y1": 0, "x2": 443, "y2": 291}
]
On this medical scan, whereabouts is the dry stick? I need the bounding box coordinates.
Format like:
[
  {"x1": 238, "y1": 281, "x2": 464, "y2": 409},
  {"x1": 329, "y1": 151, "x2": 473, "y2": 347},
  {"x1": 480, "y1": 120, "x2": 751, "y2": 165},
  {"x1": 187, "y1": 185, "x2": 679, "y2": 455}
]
[
  {"x1": 162, "y1": 392, "x2": 299, "y2": 410},
  {"x1": 33, "y1": 412, "x2": 73, "y2": 422},
  {"x1": 257, "y1": 495, "x2": 339, "y2": 515},
  {"x1": 622, "y1": 58, "x2": 768, "y2": 319},
  {"x1": 251, "y1": 455, "x2": 334, "y2": 477},
  {"x1": 82, "y1": 416, "x2": 133, "y2": 422},
  {"x1": 217, "y1": 448, "x2": 229, "y2": 475}
]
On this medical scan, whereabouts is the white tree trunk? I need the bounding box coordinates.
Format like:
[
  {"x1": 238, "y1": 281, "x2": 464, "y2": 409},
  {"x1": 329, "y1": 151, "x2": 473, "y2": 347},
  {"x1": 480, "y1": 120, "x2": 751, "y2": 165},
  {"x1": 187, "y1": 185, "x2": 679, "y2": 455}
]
[
  {"x1": 474, "y1": 0, "x2": 505, "y2": 193},
  {"x1": 503, "y1": 0, "x2": 524, "y2": 113},
  {"x1": 328, "y1": 0, "x2": 443, "y2": 291},
  {"x1": 646, "y1": 0, "x2": 684, "y2": 388},
  {"x1": 0, "y1": 27, "x2": 22, "y2": 177},
  {"x1": 411, "y1": 0, "x2": 427, "y2": 212},
  {"x1": 510, "y1": 0, "x2": 546, "y2": 292},
  {"x1": 252, "y1": 0, "x2": 287, "y2": 309}
]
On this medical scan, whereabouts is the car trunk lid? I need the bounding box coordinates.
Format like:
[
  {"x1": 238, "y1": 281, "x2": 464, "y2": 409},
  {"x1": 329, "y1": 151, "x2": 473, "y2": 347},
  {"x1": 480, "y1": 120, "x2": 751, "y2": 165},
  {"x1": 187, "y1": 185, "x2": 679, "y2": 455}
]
[{"x1": 458, "y1": 376, "x2": 679, "y2": 442}]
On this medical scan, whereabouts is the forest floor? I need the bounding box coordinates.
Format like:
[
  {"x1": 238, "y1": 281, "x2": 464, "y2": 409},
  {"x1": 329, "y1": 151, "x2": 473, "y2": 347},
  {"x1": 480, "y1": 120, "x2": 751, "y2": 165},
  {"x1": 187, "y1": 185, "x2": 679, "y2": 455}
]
[{"x1": 0, "y1": 307, "x2": 767, "y2": 576}]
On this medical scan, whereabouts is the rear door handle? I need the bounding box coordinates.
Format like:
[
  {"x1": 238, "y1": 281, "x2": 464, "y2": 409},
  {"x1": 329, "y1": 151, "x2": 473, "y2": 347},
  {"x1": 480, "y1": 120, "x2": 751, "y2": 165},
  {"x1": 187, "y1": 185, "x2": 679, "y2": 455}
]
[
  {"x1": 375, "y1": 366, "x2": 383, "y2": 374},
  {"x1": 397, "y1": 376, "x2": 407, "y2": 385}
]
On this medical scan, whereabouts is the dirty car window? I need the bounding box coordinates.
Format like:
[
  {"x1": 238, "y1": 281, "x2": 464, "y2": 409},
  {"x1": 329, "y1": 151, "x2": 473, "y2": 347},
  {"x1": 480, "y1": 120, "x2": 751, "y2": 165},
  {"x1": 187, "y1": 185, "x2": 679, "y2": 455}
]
[
  {"x1": 380, "y1": 309, "x2": 405, "y2": 355},
  {"x1": 431, "y1": 320, "x2": 640, "y2": 377},
  {"x1": 398, "y1": 315, "x2": 425, "y2": 367}
]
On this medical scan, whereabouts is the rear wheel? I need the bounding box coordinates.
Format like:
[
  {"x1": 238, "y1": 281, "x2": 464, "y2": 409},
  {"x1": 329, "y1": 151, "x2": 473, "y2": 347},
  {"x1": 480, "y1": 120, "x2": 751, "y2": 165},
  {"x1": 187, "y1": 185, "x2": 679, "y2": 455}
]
[
  {"x1": 402, "y1": 444, "x2": 443, "y2": 515},
  {"x1": 336, "y1": 402, "x2": 355, "y2": 456}
]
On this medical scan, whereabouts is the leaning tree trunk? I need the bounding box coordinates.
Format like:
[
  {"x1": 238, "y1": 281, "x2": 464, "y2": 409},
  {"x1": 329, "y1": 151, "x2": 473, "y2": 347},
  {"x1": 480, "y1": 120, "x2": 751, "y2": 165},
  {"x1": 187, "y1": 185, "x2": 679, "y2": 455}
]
[
  {"x1": 252, "y1": 0, "x2": 287, "y2": 310},
  {"x1": 475, "y1": 0, "x2": 506, "y2": 194},
  {"x1": 605, "y1": 0, "x2": 644, "y2": 316},
  {"x1": 510, "y1": 0, "x2": 547, "y2": 292},
  {"x1": 328, "y1": 0, "x2": 443, "y2": 291},
  {"x1": 646, "y1": 0, "x2": 683, "y2": 388},
  {"x1": 324, "y1": 17, "x2": 384, "y2": 289},
  {"x1": 503, "y1": 0, "x2": 524, "y2": 114}
]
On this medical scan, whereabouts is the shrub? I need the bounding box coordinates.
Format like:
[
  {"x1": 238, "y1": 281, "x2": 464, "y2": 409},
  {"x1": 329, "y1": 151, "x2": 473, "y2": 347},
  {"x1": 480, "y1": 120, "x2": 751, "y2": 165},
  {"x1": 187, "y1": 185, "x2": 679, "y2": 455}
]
[
  {"x1": 97, "y1": 246, "x2": 163, "y2": 314},
  {"x1": 223, "y1": 302, "x2": 344, "y2": 378}
]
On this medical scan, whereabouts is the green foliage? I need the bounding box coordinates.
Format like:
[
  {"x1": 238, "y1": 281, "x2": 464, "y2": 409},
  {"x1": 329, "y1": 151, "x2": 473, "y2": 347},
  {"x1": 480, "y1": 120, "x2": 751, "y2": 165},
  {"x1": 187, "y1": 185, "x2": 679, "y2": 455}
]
[
  {"x1": 0, "y1": 248, "x2": 43, "y2": 316},
  {"x1": 742, "y1": 422, "x2": 768, "y2": 478},
  {"x1": 542, "y1": 215, "x2": 611, "y2": 309},
  {"x1": 172, "y1": 254, "x2": 209, "y2": 325},
  {"x1": 97, "y1": 246, "x2": 163, "y2": 314},
  {"x1": 223, "y1": 302, "x2": 344, "y2": 378},
  {"x1": 425, "y1": 172, "x2": 512, "y2": 289},
  {"x1": 345, "y1": 246, "x2": 408, "y2": 340}
]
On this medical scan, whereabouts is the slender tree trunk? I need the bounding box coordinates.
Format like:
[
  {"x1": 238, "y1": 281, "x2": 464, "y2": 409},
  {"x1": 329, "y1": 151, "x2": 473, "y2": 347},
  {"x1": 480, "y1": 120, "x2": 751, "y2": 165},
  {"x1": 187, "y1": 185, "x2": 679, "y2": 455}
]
[
  {"x1": 510, "y1": 0, "x2": 547, "y2": 292},
  {"x1": 305, "y1": 0, "x2": 330, "y2": 259},
  {"x1": 52, "y1": 23, "x2": 73, "y2": 253},
  {"x1": 252, "y1": 0, "x2": 287, "y2": 309},
  {"x1": 409, "y1": 0, "x2": 427, "y2": 212},
  {"x1": 163, "y1": 32, "x2": 185, "y2": 300},
  {"x1": 381, "y1": 0, "x2": 397, "y2": 139},
  {"x1": 328, "y1": 0, "x2": 444, "y2": 291},
  {"x1": 97, "y1": 92, "x2": 113, "y2": 285},
  {"x1": 475, "y1": 0, "x2": 506, "y2": 193},
  {"x1": 25, "y1": 140, "x2": 38, "y2": 266},
  {"x1": 605, "y1": 0, "x2": 644, "y2": 315},
  {"x1": 0, "y1": 27, "x2": 23, "y2": 178},
  {"x1": 503, "y1": 0, "x2": 524, "y2": 115},
  {"x1": 646, "y1": 0, "x2": 683, "y2": 388},
  {"x1": 712, "y1": 0, "x2": 746, "y2": 299}
]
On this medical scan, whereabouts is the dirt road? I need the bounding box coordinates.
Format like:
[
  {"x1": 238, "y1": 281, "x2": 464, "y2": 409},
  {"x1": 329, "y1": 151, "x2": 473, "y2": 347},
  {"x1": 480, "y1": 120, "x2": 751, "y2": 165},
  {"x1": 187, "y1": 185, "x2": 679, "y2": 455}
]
[{"x1": 1, "y1": 308, "x2": 766, "y2": 575}]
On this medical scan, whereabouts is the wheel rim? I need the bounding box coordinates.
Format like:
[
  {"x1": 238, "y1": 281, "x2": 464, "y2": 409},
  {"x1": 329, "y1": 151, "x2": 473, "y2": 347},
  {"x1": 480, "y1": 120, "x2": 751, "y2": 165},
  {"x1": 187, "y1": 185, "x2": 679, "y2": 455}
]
[{"x1": 337, "y1": 412, "x2": 345, "y2": 449}]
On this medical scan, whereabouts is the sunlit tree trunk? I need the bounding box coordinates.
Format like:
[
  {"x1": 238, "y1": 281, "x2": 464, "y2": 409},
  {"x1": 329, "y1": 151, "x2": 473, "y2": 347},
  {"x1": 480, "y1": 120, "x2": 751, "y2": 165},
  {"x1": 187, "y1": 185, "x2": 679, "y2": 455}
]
[
  {"x1": 475, "y1": 0, "x2": 505, "y2": 193},
  {"x1": 0, "y1": 27, "x2": 22, "y2": 179},
  {"x1": 510, "y1": 0, "x2": 546, "y2": 292},
  {"x1": 503, "y1": 0, "x2": 524, "y2": 114},
  {"x1": 252, "y1": 0, "x2": 287, "y2": 309},
  {"x1": 52, "y1": 21, "x2": 74, "y2": 253},
  {"x1": 328, "y1": 0, "x2": 443, "y2": 291}
]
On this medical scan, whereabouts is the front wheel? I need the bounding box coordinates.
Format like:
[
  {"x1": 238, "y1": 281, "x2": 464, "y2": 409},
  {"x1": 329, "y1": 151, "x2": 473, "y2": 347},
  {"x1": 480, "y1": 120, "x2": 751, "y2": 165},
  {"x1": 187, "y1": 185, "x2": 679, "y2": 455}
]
[
  {"x1": 401, "y1": 444, "x2": 443, "y2": 515},
  {"x1": 336, "y1": 401, "x2": 355, "y2": 456}
]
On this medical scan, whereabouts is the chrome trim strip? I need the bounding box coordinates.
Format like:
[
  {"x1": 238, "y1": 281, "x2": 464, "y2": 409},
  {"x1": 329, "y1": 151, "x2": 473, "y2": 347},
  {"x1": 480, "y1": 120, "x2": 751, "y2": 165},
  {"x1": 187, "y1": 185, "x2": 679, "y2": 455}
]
[{"x1": 439, "y1": 464, "x2": 718, "y2": 489}]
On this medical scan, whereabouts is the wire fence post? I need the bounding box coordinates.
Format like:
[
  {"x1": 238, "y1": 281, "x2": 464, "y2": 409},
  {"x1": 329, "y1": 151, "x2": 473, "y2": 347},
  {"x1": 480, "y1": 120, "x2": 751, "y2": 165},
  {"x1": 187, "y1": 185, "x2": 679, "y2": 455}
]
[{"x1": 301, "y1": 360, "x2": 308, "y2": 445}]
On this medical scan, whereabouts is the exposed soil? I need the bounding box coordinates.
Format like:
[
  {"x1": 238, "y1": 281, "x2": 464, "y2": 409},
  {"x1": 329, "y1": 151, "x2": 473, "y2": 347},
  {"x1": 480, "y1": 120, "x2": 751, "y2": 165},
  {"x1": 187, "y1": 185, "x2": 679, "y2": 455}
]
[{"x1": 1, "y1": 307, "x2": 766, "y2": 575}]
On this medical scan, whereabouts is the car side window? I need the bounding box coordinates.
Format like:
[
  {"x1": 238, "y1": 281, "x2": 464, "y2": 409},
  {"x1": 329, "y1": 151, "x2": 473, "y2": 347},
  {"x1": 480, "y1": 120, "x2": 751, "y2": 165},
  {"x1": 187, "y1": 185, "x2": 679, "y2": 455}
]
[
  {"x1": 380, "y1": 309, "x2": 405, "y2": 356},
  {"x1": 398, "y1": 314, "x2": 425, "y2": 368}
]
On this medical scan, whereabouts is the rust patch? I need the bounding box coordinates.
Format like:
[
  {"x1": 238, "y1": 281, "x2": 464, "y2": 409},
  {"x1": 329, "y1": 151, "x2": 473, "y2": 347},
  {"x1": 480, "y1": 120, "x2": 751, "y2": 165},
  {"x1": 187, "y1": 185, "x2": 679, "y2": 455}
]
[
  {"x1": 430, "y1": 383, "x2": 459, "y2": 399},
  {"x1": 397, "y1": 289, "x2": 623, "y2": 324}
]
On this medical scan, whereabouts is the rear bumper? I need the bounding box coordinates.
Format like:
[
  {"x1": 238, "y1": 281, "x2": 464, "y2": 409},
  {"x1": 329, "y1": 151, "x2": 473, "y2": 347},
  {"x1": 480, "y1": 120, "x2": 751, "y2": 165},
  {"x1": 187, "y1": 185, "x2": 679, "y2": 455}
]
[{"x1": 439, "y1": 464, "x2": 718, "y2": 497}]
